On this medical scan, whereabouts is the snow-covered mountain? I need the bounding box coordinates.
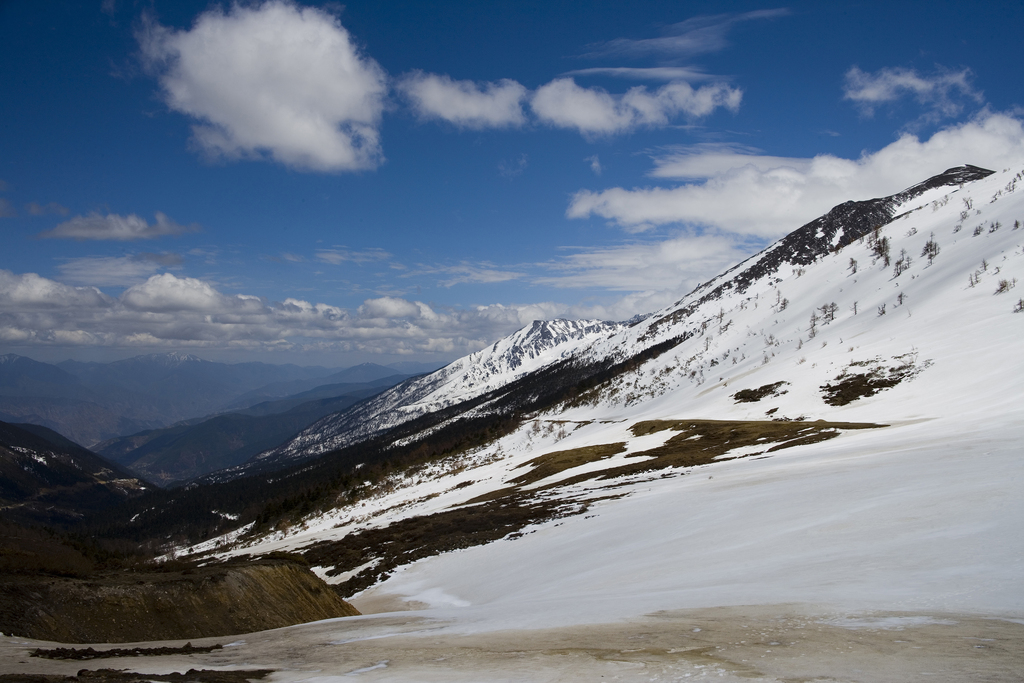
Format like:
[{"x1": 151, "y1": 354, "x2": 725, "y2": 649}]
[
  {"x1": 175, "y1": 165, "x2": 1024, "y2": 666},
  {"x1": 230, "y1": 318, "x2": 624, "y2": 475},
  {"x1": 216, "y1": 164, "x2": 997, "y2": 481}
]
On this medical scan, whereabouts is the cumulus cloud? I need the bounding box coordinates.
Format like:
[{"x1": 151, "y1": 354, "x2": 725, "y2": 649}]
[
  {"x1": 0, "y1": 271, "x2": 556, "y2": 358},
  {"x1": 138, "y1": 1, "x2": 388, "y2": 172},
  {"x1": 38, "y1": 211, "x2": 200, "y2": 241},
  {"x1": 843, "y1": 65, "x2": 983, "y2": 119},
  {"x1": 587, "y1": 155, "x2": 602, "y2": 175},
  {"x1": 568, "y1": 112, "x2": 1024, "y2": 235},
  {"x1": 121, "y1": 273, "x2": 236, "y2": 312},
  {"x1": 582, "y1": 9, "x2": 789, "y2": 59},
  {"x1": 359, "y1": 296, "x2": 423, "y2": 319},
  {"x1": 0, "y1": 271, "x2": 113, "y2": 309},
  {"x1": 531, "y1": 78, "x2": 741, "y2": 135},
  {"x1": 400, "y1": 72, "x2": 528, "y2": 129},
  {"x1": 58, "y1": 253, "x2": 183, "y2": 286}
]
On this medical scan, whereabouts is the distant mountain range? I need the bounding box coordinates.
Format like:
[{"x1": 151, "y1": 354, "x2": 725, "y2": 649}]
[
  {"x1": 0, "y1": 354, "x2": 440, "y2": 448},
  {"x1": 95, "y1": 374, "x2": 412, "y2": 486}
]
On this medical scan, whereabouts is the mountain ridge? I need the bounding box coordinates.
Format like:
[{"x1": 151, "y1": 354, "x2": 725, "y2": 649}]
[{"x1": 215, "y1": 165, "x2": 996, "y2": 483}]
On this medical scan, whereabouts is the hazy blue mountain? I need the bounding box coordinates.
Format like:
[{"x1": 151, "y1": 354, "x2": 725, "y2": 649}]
[
  {"x1": 385, "y1": 360, "x2": 446, "y2": 375},
  {"x1": 0, "y1": 353, "x2": 346, "y2": 446},
  {"x1": 221, "y1": 363, "x2": 406, "y2": 411},
  {"x1": 94, "y1": 375, "x2": 411, "y2": 486}
]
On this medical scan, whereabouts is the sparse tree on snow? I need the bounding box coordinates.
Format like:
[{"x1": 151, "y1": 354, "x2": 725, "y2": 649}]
[{"x1": 921, "y1": 233, "x2": 940, "y2": 264}]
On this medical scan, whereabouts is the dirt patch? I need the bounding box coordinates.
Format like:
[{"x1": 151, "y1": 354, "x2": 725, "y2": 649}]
[
  {"x1": 32, "y1": 644, "x2": 222, "y2": 661},
  {"x1": 821, "y1": 354, "x2": 930, "y2": 406},
  {"x1": 509, "y1": 419, "x2": 886, "y2": 494},
  {"x1": 0, "y1": 559, "x2": 358, "y2": 643},
  {"x1": 0, "y1": 670, "x2": 272, "y2": 683},
  {"x1": 508, "y1": 443, "x2": 626, "y2": 487}
]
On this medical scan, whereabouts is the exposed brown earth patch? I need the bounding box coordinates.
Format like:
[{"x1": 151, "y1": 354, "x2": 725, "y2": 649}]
[
  {"x1": 0, "y1": 559, "x2": 358, "y2": 643},
  {"x1": 821, "y1": 354, "x2": 930, "y2": 406}
]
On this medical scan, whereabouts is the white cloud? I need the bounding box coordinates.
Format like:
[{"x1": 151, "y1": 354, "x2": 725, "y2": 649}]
[
  {"x1": 139, "y1": 1, "x2": 388, "y2": 172},
  {"x1": 58, "y1": 253, "x2": 182, "y2": 286},
  {"x1": 531, "y1": 78, "x2": 741, "y2": 136},
  {"x1": 359, "y1": 296, "x2": 423, "y2": 319},
  {"x1": 38, "y1": 211, "x2": 199, "y2": 240},
  {"x1": 0, "y1": 271, "x2": 112, "y2": 309},
  {"x1": 582, "y1": 9, "x2": 789, "y2": 59},
  {"x1": 568, "y1": 112, "x2": 1024, "y2": 235},
  {"x1": 121, "y1": 273, "x2": 236, "y2": 313},
  {"x1": 587, "y1": 155, "x2": 602, "y2": 175},
  {"x1": 400, "y1": 72, "x2": 527, "y2": 129},
  {"x1": 843, "y1": 65, "x2": 983, "y2": 119}
]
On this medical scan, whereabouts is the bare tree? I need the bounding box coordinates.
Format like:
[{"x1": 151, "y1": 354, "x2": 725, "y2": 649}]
[{"x1": 921, "y1": 233, "x2": 940, "y2": 264}]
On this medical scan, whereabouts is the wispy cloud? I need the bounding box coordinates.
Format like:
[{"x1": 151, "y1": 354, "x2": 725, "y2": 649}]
[
  {"x1": 587, "y1": 155, "x2": 602, "y2": 175},
  {"x1": 498, "y1": 154, "x2": 528, "y2": 178},
  {"x1": 26, "y1": 202, "x2": 69, "y2": 216},
  {"x1": 580, "y1": 9, "x2": 789, "y2": 60},
  {"x1": 399, "y1": 72, "x2": 527, "y2": 129},
  {"x1": 0, "y1": 199, "x2": 14, "y2": 218},
  {"x1": 315, "y1": 247, "x2": 392, "y2": 265},
  {"x1": 537, "y1": 233, "x2": 753, "y2": 293},
  {"x1": 138, "y1": 1, "x2": 387, "y2": 172},
  {"x1": 843, "y1": 65, "x2": 984, "y2": 120},
  {"x1": 38, "y1": 211, "x2": 200, "y2": 241},
  {"x1": 564, "y1": 67, "x2": 714, "y2": 81},
  {"x1": 58, "y1": 253, "x2": 183, "y2": 286},
  {"x1": 404, "y1": 262, "x2": 526, "y2": 287}
]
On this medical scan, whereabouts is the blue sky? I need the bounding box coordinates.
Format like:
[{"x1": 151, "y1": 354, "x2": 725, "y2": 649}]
[{"x1": 2, "y1": 0, "x2": 1023, "y2": 365}]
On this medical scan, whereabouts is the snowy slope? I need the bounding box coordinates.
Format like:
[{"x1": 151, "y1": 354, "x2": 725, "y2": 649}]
[
  {"x1": 227, "y1": 318, "x2": 623, "y2": 474},
  {"x1": 180, "y1": 165, "x2": 1024, "y2": 637}
]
